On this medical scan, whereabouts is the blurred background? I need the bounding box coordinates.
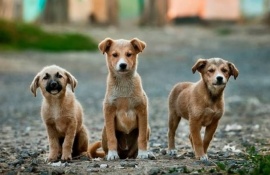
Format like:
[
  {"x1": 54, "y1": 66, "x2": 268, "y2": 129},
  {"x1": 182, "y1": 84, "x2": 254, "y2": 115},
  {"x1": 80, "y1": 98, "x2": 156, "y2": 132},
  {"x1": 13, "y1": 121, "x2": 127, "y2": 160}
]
[{"x1": 0, "y1": 0, "x2": 270, "y2": 26}]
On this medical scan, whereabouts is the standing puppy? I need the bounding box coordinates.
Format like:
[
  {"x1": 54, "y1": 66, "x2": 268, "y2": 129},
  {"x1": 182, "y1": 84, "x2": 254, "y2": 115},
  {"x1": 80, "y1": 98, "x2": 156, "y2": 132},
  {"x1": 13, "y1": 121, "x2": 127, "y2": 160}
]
[
  {"x1": 167, "y1": 58, "x2": 239, "y2": 161},
  {"x1": 30, "y1": 65, "x2": 89, "y2": 162},
  {"x1": 98, "y1": 38, "x2": 150, "y2": 160}
]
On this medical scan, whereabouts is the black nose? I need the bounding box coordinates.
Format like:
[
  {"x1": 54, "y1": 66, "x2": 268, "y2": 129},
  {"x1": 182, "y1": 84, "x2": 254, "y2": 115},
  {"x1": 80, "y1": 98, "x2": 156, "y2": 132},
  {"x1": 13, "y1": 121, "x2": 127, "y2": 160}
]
[
  {"x1": 50, "y1": 81, "x2": 58, "y2": 88},
  {"x1": 119, "y1": 63, "x2": 127, "y2": 70},
  {"x1": 217, "y1": 76, "x2": 223, "y2": 82}
]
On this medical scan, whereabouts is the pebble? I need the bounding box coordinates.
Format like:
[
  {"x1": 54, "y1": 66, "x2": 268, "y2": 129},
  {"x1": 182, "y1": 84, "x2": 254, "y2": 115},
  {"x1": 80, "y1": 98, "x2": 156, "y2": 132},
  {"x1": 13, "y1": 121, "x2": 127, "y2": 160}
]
[
  {"x1": 100, "y1": 164, "x2": 108, "y2": 168},
  {"x1": 0, "y1": 162, "x2": 9, "y2": 168},
  {"x1": 148, "y1": 167, "x2": 161, "y2": 175},
  {"x1": 160, "y1": 149, "x2": 167, "y2": 155},
  {"x1": 120, "y1": 161, "x2": 138, "y2": 167}
]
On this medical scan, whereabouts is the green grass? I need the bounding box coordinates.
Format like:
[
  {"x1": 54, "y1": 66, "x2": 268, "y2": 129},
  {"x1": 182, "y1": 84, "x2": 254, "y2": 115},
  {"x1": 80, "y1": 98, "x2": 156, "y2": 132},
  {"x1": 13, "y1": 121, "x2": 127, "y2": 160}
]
[
  {"x1": 215, "y1": 146, "x2": 270, "y2": 175},
  {"x1": 0, "y1": 19, "x2": 97, "y2": 51}
]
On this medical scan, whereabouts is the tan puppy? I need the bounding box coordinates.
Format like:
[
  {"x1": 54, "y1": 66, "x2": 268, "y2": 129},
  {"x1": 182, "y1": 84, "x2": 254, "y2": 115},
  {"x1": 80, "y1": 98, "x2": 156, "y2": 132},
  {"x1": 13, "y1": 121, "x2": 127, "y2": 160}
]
[
  {"x1": 95, "y1": 38, "x2": 150, "y2": 160},
  {"x1": 30, "y1": 65, "x2": 89, "y2": 162},
  {"x1": 167, "y1": 58, "x2": 239, "y2": 161}
]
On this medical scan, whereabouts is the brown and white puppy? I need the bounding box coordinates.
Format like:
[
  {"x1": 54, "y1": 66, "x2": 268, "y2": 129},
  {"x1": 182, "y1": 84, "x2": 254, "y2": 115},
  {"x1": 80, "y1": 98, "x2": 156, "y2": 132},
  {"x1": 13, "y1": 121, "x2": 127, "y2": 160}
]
[
  {"x1": 96, "y1": 38, "x2": 150, "y2": 160},
  {"x1": 167, "y1": 58, "x2": 239, "y2": 161},
  {"x1": 30, "y1": 65, "x2": 89, "y2": 162}
]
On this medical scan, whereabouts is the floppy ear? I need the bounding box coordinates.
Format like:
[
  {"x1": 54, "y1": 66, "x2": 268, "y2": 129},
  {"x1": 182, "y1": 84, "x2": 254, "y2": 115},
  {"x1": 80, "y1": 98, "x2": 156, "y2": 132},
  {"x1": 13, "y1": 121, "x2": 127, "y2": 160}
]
[
  {"x1": 65, "y1": 71, "x2": 77, "y2": 92},
  {"x1": 130, "y1": 38, "x2": 146, "y2": 53},
  {"x1": 228, "y1": 62, "x2": 239, "y2": 80},
  {"x1": 30, "y1": 74, "x2": 40, "y2": 97},
  {"x1": 98, "y1": 38, "x2": 113, "y2": 54},
  {"x1": 192, "y1": 58, "x2": 208, "y2": 74}
]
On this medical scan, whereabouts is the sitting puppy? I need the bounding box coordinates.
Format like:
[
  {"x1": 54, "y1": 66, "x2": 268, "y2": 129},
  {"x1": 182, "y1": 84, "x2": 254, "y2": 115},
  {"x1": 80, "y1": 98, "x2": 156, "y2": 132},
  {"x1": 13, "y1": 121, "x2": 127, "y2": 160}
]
[
  {"x1": 30, "y1": 65, "x2": 89, "y2": 162},
  {"x1": 94, "y1": 38, "x2": 151, "y2": 160},
  {"x1": 167, "y1": 58, "x2": 239, "y2": 161}
]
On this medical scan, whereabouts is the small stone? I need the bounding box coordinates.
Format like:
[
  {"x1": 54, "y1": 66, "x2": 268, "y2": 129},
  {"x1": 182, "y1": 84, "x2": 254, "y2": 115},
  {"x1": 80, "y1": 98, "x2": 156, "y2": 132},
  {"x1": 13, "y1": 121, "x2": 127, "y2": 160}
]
[
  {"x1": 160, "y1": 149, "x2": 167, "y2": 155},
  {"x1": 100, "y1": 164, "x2": 108, "y2": 168},
  {"x1": 120, "y1": 161, "x2": 138, "y2": 167},
  {"x1": 0, "y1": 163, "x2": 9, "y2": 168},
  {"x1": 148, "y1": 167, "x2": 161, "y2": 175}
]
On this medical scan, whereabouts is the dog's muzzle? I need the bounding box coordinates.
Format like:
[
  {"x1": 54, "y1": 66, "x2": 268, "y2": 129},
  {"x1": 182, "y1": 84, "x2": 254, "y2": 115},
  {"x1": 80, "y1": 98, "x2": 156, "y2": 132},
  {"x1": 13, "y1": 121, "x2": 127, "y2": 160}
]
[
  {"x1": 46, "y1": 80, "x2": 62, "y2": 95},
  {"x1": 213, "y1": 76, "x2": 226, "y2": 86}
]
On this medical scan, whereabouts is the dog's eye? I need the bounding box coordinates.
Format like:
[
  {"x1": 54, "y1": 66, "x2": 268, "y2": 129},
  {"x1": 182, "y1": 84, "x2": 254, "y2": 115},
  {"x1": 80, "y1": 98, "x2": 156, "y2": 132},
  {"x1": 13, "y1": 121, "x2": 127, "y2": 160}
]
[
  {"x1": 126, "y1": 53, "x2": 132, "y2": 57},
  {"x1": 222, "y1": 69, "x2": 228, "y2": 73},
  {"x1": 56, "y1": 72, "x2": 62, "y2": 78},
  {"x1": 112, "y1": 53, "x2": 118, "y2": 57},
  {"x1": 43, "y1": 73, "x2": 50, "y2": 80},
  {"x1": 208, "y1": 69, "x2": 215, "y2": 73}
]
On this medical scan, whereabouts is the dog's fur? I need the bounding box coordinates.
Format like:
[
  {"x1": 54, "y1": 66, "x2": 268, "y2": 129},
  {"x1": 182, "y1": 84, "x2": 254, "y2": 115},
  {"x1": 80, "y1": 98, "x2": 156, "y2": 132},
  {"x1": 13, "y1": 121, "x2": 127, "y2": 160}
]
[
  {"x1": 167, "y1": 58, "x2": 239, "y2": 161},
  {"x1": 30, "y1": 65, "x2": 90, "y2": 162},
  {"x1": 91, "y1": 38, "x2": 150, "y2": 160}
]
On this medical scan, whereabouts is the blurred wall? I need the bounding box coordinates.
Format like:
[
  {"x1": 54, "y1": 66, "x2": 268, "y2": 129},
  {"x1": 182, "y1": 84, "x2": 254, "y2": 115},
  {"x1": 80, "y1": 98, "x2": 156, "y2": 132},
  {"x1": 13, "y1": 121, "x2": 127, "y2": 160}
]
[{"x1": 69, "y1": 0, "x2": 91, "y2": 23}]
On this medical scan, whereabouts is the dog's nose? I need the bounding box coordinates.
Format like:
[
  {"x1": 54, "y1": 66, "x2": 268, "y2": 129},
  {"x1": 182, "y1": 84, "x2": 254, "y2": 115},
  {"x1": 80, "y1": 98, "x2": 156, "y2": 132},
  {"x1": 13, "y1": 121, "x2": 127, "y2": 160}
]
[
  {"x1": 119, "y1": 63, "x2": 127, "y2": 70},
  {"x1": 216, "y1": 76, "x2": 223, "y2": 82},
  {"x1": 50, "y1": 81, "x2": 58, "y2": 88}
]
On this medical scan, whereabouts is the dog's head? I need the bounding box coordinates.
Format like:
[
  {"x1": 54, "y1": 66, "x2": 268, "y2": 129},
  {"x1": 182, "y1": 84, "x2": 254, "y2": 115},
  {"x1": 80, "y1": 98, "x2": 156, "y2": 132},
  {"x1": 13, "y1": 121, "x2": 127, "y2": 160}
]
[
  {"x1": 98, "y1": 38, "x2": 146, "y2": 75},
  {"x1": 30, "y1": 65, "x2": 77, "y2": 97},
  {"x1": 192, "y1": 58, "x2": 238, "y2": 92}
]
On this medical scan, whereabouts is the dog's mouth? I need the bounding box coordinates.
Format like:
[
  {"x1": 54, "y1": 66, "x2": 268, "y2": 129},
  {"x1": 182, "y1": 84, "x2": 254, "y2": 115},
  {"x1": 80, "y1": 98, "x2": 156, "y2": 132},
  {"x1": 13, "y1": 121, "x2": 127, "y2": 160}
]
[
  {"x1": 49, "y1": 90, "x2": 60, "y2": 95},
  {"x1": 212, "y1": 82, "x2": 226, "y2": 86},
  {"x1": 117, "y1": 69, "x2": 129, "y2": 74},
  {"x1": 46, "y1": 81, "x2": 62, "y2": 95}
]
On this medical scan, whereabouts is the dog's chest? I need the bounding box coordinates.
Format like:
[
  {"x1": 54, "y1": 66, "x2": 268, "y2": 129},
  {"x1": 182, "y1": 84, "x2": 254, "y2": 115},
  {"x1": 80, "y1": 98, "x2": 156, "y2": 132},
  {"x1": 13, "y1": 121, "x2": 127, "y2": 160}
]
[
  {"x1": 43, "y1": 104, "x2": 71, "y2": 135},
  {"x1": 201, "y1": 107, "x2": 223, "y2": 126},
  {"x1": 113, "y1": 97, "x2": 138, "y2": 134}
]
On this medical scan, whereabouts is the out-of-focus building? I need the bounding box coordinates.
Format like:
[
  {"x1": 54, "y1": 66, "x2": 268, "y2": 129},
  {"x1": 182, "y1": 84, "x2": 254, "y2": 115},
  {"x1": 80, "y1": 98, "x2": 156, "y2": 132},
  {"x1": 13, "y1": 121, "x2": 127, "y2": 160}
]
[{"x1": 0, "y1": 0, "x2": 269, "y2": 25}]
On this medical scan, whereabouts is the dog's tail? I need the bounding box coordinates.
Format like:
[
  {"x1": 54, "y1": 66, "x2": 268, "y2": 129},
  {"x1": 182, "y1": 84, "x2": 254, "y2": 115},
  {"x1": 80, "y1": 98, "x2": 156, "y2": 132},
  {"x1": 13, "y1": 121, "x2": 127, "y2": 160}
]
[{"x1": 88, "y1": 141, "x2": 105, "y2": 158}]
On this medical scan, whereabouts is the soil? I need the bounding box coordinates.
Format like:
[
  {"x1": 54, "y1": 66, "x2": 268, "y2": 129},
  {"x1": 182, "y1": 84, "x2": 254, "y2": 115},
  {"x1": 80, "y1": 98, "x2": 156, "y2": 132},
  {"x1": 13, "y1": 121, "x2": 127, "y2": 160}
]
[{"x1": 0, "y1": 23, "x2": 270, "y2": 175}]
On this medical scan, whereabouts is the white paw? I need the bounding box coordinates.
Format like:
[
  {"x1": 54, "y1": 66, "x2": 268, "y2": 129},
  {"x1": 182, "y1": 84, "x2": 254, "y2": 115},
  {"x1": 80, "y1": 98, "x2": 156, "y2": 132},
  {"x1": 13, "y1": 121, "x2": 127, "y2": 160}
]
[
  {"x1": 167, "y1": 149, "x2": 177, "y2": 156},
  {"x1": 107, "y1": 150, "x2": 119, "y2": 160},
  {"x1": 200, "y1": 154, "x2": 208, "y2": 161},
  {"x1": 137, "y1": 150, "x2": 149, "y2": 159}
]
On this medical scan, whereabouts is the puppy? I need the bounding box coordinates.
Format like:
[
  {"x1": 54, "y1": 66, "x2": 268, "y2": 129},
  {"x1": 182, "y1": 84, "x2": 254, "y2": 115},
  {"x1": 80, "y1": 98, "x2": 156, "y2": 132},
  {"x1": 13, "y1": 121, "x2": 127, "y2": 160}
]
[
  {"x1": 30, "y1": 65, "x2": 89, "y2": 162},
  {"x1": 94, "y1": 38, "x2": 151, "y2": 160},
  {"x1": 167, "y1": 58, "x2": 239, "y2": 161}
]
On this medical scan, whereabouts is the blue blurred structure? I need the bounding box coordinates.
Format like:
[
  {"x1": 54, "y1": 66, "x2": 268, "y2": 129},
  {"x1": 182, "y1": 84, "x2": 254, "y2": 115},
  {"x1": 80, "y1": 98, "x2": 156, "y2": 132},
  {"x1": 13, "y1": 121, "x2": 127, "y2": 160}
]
[
  {"x1": 23, "y1": 0, "x2": 46, "y2": 22},
  {"x1": 241, "y1": 0, "x2": 265, "y2": 18}
]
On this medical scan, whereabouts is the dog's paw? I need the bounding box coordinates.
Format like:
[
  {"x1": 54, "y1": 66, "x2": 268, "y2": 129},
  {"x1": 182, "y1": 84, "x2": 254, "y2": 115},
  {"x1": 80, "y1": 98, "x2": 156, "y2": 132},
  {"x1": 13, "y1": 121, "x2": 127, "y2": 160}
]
[
  {"x1": 137, "y1": 150, "x2": 149, "y2": 159},
  {"x1": 199, "y1": 154, "x2": 208, "y2": 162},
  {"x1": 61, "y1": 154, "x2": 72, "y2": 161},
  {"x1": 47, "y1": 154, "x2": 59, "y2": 162},
  {"x1": 107, "y1": 150, "x2": 119, "y2": 160},
  {"x1": 167, "y1": 149, "x2": 177, "y2": 156}
]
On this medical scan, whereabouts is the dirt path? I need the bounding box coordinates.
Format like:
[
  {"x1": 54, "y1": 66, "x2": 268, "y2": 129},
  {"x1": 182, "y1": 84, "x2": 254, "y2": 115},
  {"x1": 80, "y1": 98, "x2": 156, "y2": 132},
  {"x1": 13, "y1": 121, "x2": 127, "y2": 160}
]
[{"x1": 0, "y1": 24, "x2": 270, "y2": 174}]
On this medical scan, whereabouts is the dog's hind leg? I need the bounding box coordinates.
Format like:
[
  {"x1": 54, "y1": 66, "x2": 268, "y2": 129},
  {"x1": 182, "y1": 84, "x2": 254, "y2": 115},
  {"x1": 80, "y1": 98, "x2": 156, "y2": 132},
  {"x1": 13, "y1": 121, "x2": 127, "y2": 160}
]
[
  {"x1": 167, "y1": 111, "x2": 181, "y2": 155},
  {"x1": 73, "y1": 125, "x2": 89, "y2": 157}
]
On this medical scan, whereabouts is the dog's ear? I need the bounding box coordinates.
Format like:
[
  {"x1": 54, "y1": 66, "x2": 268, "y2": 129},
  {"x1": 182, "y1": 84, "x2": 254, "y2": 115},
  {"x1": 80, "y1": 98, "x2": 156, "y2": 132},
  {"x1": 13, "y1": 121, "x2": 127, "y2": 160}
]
[
  {"x1": 65, "y1": 71, "x2": 77, "y2": 92},
  {"x1": 192, "y1": 59, "x2": 208, "y2": 74},
  {"x1": 98, "y1": 38, "x2": 113, "y2": 54},
  {"x1": 30, "y1": 74, "x2": 40, "y2": 97},
  {"x1": 130, "y1": 38, "x2": 146, "y2": 53},
  {"x1": 227, "y1": 62, "x2": 239, "y2": 80}
]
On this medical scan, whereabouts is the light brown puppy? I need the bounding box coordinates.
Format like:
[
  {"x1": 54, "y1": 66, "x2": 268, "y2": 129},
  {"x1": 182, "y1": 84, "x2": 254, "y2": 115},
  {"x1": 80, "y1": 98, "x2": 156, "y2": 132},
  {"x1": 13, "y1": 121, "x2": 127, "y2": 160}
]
[
  {"x1": 167, "y1": 58, "x2": 239, "y2": 161},
  {"x1": 30, "y1": 65, "x2": 89, "y2": 162},
  {"x1": 93, "y1": 38, "x2": 150, "y2": 160}
]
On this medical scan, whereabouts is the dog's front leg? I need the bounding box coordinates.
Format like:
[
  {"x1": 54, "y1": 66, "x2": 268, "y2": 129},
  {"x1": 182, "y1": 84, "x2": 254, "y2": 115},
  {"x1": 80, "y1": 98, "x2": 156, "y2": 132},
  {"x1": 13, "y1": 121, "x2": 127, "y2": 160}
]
[
  {"x1": 61, "y1": 124, "x2": 76, "y2": 161},
  {"x1": 203, "y1": 120, "x2": 219, "y2": 154},
  {"x1": 189, "y1": 120, "x2": 208, "y2": 161},
  {"x1": 104, "y1": 104, "x2": 119, "y2": 160},
  {"x1": 136, "y1": 104, "x2": 149, "y2": 159},
  {"x1": 46, "y1": 125, "x2": 61, "y2": 162}
]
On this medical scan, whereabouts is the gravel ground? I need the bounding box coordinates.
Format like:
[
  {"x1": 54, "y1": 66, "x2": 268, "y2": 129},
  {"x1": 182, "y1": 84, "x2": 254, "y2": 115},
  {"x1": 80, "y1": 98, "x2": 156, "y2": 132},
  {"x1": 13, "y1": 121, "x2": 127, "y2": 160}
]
[{"x1": 0, "y1": 23, "x2": 270, "y2": 174}]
